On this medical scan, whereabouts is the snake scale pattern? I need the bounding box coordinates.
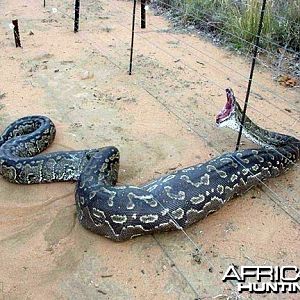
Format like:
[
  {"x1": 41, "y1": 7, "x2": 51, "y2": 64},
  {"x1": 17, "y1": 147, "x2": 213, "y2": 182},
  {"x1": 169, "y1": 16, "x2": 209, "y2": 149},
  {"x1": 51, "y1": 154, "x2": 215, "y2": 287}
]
[{"x1": 0, "y1": 89, "x2": 299, "y2": 241}]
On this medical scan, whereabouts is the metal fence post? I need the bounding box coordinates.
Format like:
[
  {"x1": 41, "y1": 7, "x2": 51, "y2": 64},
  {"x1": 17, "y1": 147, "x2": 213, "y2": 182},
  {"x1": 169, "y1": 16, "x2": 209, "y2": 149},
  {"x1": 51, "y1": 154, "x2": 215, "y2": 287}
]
[{"x1": 235, "y1": 0, "x2": 267, "y2": 150}]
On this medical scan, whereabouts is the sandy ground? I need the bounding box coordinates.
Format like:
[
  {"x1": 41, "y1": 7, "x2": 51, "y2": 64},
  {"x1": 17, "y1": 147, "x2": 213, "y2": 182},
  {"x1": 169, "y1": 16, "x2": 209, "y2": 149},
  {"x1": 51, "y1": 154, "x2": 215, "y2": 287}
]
[{"x1": 0, "y1": 0, "x2": 299, "y2": 299}]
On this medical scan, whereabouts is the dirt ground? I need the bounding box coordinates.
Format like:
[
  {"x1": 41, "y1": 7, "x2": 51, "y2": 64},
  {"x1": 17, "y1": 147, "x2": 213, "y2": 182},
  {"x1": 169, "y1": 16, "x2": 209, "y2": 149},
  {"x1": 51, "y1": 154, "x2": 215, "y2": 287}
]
[{"x1": 0, "y1": 0, "x2": 299, "y2": 299}]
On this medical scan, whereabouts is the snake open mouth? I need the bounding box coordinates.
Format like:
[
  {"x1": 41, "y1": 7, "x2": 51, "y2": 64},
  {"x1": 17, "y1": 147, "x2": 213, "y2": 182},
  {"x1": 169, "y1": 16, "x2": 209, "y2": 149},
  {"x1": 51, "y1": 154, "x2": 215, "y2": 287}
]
[{"x1": 216, "y1": 88, "x2": 236, "y2": 126}]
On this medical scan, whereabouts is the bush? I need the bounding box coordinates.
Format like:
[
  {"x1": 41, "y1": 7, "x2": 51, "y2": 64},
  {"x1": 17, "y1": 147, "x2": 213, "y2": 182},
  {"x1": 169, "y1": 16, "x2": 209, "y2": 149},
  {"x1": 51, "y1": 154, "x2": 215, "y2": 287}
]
[{"x1": 156, "y1": 0, "x2": 300, "y2": 52}]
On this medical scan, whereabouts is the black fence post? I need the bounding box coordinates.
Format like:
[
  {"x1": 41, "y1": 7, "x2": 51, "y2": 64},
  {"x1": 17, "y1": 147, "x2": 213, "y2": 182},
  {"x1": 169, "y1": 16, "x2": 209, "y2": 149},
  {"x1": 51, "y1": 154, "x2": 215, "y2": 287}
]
[
  {"x1": 141, "y1": 0, "x2": 146, "y2": 29},
  {"x1": 43, "y1": 0, "x2": 46, "y2": 8},
  {"x1": 129, "y1": 0, "x2": 137, "y2": 75},
  {"x1": 12, "y1": 20, "x2": 21, "y2": 48},
  {"x1": 74, "y1": 0, "x2": 80, "y2": 33},
  {"x1": 235, "y1": 0, "x2": 267, "y2": 151}
]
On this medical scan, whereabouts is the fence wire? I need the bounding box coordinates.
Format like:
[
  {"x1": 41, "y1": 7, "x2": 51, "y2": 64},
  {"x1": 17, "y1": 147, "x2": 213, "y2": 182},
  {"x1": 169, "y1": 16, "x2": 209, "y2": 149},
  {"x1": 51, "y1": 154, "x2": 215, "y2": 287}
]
[
  {"x1": 114, "y1": 3, "x2": 300, "y2": 116},
  {"x1": 47, "y1": 0, "x2": 300, "y2": 248},
  {"x1": 3, "y1": 1, "x2": 298, "y2": 298},
  {"x1": 48, "y1": 0, "x2": 300, "y2": 236},
  {"x1": 93, "y1": 6, "x2": 300, "y2": 136}
]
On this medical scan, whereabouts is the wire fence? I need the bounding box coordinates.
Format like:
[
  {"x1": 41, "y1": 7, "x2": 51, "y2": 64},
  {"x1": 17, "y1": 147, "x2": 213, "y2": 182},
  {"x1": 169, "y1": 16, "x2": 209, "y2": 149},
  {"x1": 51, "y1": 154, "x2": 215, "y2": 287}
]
[
  {"x1": 108, "y1": 8, "x2": 300, "y2": 128},
  {"x1": 55, "y1": 3, "x2": 300, "y2": 205},
  {"x1": 151, "y1": 0, "x2": 300, "y2": 89},
  {"x1": 2, "y1": 0, "x2": 300, "y2": 298},
  {"x1": 45, "y1": 0, "x2": 300, "y2": 295},
  {"x1": 73, "y1": 4, "x2": 299, "y2": 141}
]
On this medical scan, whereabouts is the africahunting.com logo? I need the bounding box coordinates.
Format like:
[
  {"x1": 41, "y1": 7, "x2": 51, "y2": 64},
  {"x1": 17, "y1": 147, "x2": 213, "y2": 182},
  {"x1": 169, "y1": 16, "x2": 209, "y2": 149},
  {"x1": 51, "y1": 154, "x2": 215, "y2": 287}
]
[{"x1": 222, "y1": 266, "x2": 300, "y2": 293}]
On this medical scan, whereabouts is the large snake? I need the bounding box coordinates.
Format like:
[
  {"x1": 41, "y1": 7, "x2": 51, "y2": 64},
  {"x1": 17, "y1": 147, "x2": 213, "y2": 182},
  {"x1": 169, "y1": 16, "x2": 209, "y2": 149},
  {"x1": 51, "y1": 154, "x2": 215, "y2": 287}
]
[{"x1": 0, "y1": 89, "x2": 299, "y2": 241}]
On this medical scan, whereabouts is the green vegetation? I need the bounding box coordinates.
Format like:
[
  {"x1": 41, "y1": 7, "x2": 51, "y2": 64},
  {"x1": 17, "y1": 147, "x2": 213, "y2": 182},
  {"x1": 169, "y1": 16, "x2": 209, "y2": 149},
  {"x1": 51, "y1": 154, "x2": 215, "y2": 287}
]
[{"x1": 157, "y1": 0, "x2": 300, "y2": 52}]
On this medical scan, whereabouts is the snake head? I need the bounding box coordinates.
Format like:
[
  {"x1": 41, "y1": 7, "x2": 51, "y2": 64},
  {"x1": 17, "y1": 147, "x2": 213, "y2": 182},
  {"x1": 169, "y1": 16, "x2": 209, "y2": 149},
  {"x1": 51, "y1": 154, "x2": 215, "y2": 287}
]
[
  {"x1": 216, "y1": 88, "x2": 236, "y2": 126},
  {"x1": 216, "y1": 88, "x2": 243, "y2": 128}
]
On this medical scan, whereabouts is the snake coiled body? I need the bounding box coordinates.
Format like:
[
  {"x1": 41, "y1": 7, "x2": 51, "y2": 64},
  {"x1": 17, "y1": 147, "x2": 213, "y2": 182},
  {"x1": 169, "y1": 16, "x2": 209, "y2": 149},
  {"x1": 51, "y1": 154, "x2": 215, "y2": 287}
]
[
  {"x1": 1, "y1": 89, "x2": 299, "y2": 241},
  {"x1": 0, "y1": 116, "x2": 103, "y2": 184}
]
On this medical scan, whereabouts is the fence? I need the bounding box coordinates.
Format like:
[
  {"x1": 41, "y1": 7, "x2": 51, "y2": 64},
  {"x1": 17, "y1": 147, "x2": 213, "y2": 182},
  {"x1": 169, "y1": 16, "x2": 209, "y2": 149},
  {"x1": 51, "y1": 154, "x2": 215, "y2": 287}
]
[{"x1": 2, "y1": 0, "x2": 300, "y2": 298}]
